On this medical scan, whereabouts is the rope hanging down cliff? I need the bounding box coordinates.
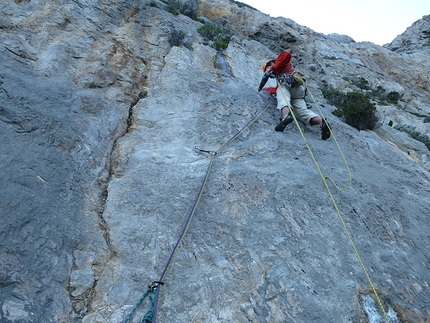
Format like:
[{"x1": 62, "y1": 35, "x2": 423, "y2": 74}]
[
  {"x1": 124, "y1": 87, "x2": 380, "y2": 323},
  {"x1": 278, "y1": 83, "x2": 390, "y2": 323},
  {"x1": 124, "y1": 96, "x2": 275, "y2": 323}
]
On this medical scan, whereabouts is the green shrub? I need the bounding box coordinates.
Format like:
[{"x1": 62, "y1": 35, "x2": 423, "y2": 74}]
[
  {"x1": 321, "y1": 85, "x2": 380, "y2": 131},
  {"x1": 351, "y1": 77, "x2": 370, "y2": 90},
  {"x1": 183, "y1": 42, "x2": 193, "y2": 51},
  {"x1": 333, "y1": 91, "x2": 379, "y2": 130},
  {"x1": 163, "y1": 0, "x2": 181, "y2": 15},
  {"x1": 198, "y1": 24, "x2": 231, "y2": 50},
  {"x1": 168, "y1": 29, "x2": 193, "y2": 50},
  {"x1": 366, "y1": 87, "x2": 401, "y2": 105},
  {"x1": 320, "y1": 85, "x2": 344, "y2": 107},
  {"x1": 198, "y1": 24, "x2": 223, "y2": 41},
  {"x1": 212, "y1": 36, "x2": 231, "y2": 50},
  {"x1": 168, "y1": 29, "x2": 186, "y2": 47},
  {"x1": 387, "y1": 91, "x2": 400, "y2": 104},
  {"x1": 370, "y1": 86, "x2": 387, "y2": 103},
  {"x1": 336, "y1": 76, "x2": 402, "y2": 105},
  {"x1": 180, "y1": 3, "x2": 197, "y2": 19},
  {"x1": 161, "y1": 0, "x2": 197, "y2": 18}
]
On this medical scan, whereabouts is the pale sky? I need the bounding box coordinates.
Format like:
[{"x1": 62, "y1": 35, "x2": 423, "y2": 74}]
[{"x1": 240, "y1": 0, "x2": 430, "y2": 45}]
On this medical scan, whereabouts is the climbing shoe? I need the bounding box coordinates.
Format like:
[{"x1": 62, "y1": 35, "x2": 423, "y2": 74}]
[
  {"x1": 321, "y1": 119, "x2": 330, "y2": 140},
  {"x1": 275, "y1": 115, "x2": 293, "y2": 132}
]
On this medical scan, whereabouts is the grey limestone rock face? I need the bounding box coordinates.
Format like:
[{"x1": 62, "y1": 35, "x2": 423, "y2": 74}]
[
  {"x1": 1, "y1": 0, "x2": 430, "y2": 322},
  {"x1": 385, "y1": 14, "x2": 430, "y2": 53}
]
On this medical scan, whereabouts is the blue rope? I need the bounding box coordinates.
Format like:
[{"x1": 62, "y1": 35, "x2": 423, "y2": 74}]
[
  {"x1": 123, "y1": 287, "x2": 155, "y2": 323},
  {"x1": 216, "y1": 96, "x2": 275, "y2": 153}
]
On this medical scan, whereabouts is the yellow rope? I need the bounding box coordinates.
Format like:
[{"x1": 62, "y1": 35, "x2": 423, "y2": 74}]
[
  {"x1": 306, "y1": 87, "x2": 353, "y2": 191},
  {"x1": 277, "y1": 82, "x2": 390, "y2": 322}
]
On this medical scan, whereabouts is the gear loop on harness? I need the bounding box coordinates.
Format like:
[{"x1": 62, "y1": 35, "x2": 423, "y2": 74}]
[{"x1": 277, "y1": 73, "x2": 294, "y2": 86}]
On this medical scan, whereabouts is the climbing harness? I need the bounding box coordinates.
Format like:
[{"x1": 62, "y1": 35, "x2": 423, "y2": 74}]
[
  {"x1": 277, "y1": 82, "x2": 390, "y2": 322},
  {"x1": 124, "y1": 96, "x2": 275, "y2": 323},
  {"x1": 277, "y1": 70, "x2": 305, "y2": 88}
]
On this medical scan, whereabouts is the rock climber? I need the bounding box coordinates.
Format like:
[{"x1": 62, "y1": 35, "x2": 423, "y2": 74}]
[{"x1": 258, "y1": 50, "x2": 330, "y2": 140}]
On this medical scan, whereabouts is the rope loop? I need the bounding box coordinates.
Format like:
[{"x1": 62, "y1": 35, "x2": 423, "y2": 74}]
[
  {"x1": 277, "y1": 82, "x2": 389, "y2": 322},
  {"x1": 123, "y1": 287, "x2": 156, "y2": 323}
]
